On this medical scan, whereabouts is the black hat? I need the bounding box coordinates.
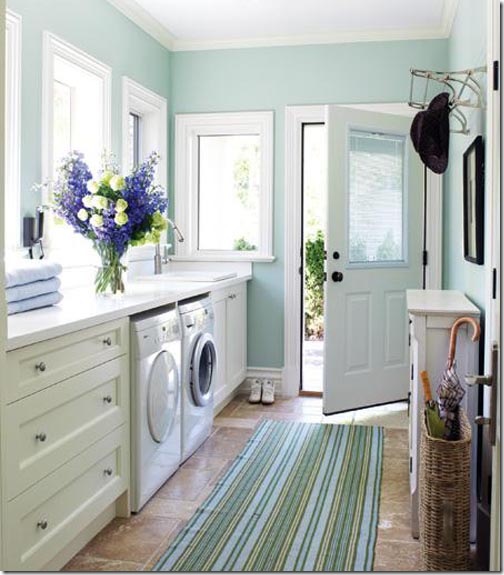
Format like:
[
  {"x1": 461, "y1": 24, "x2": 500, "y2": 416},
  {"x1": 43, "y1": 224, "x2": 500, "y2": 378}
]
[{"x1": 410, "y1": 92, "x2": 451, "y2": 174}]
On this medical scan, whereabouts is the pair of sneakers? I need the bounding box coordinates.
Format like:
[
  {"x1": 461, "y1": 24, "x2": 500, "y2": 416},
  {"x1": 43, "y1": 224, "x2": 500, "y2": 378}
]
[{"x1": 249, "y1": 378, "x2": 275, "y2": 405}]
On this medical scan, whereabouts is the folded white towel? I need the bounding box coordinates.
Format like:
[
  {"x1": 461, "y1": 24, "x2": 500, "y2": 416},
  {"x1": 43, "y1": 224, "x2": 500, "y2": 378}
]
[
  {"x1": 5, "y1": 260, "x2": 63, "y2": 288},
  {"x1": 7, "y1": 292, "x2": 63, "y2": 315},
  {"x1": 5, "y1": 277, "x2": 62, "y2": 303}
]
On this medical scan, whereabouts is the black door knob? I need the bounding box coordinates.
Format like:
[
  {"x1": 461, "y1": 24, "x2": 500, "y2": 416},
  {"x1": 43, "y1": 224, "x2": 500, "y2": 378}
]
[
  {"x1": 332, "y1": 271, "x2": 344, "y2": 283},
  {"x1": 333, "y1": 251, "x2": 340, "y2": 260}
]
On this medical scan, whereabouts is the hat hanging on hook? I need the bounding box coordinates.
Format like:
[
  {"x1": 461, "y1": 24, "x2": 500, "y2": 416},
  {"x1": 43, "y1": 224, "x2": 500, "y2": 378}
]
[{"x1": 410, "y1": 92, "x2": 451, "y2": 174}]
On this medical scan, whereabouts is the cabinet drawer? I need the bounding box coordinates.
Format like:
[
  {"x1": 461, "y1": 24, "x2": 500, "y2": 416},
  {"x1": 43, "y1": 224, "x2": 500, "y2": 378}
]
[
  {"x1": 4, "y1": 426, "x2": 129, "y2": 572},
  {"x1": 5, "y1": 357, "x2": 129, "y2": 500},
  {"x1": 5, "y1": 319, "x2": 128, "y2": 403}
]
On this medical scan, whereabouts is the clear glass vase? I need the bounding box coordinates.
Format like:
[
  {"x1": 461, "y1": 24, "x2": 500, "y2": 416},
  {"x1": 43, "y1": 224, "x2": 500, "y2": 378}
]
[{"x1": 94, "y1": 245, "x2": 126, "y2": 295}]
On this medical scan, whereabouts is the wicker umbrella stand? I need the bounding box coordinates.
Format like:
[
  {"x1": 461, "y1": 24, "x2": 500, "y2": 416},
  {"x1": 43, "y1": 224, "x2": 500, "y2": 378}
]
[{"x1": 420, "y1": 408, "x2": 471, "y2": 571}]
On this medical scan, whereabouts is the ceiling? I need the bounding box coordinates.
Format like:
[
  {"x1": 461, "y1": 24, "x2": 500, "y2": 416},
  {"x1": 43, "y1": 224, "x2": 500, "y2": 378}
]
[{"x1": 107, "y1": 0, "x2": 458, "y2": 51}]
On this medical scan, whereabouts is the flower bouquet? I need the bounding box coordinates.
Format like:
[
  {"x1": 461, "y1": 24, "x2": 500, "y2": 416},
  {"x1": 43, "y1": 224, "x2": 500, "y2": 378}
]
[{"x1": 51, "y1": 151, "x2": 168, "y2": 294}]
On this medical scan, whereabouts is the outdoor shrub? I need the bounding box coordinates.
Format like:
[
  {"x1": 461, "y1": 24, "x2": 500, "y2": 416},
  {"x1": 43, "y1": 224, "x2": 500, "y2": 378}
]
[{"x1": 305, "y1": 230, "x2": 325, "y2": 339}]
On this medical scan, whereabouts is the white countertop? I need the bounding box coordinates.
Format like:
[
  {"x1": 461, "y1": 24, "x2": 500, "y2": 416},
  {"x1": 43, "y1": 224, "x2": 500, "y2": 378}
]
[
  {"x1": 7, "y1": 272, "x2": 251, "y2": 351},
  {"x1": 406, "y1": 289, "x2": 480, "y2": 316}
]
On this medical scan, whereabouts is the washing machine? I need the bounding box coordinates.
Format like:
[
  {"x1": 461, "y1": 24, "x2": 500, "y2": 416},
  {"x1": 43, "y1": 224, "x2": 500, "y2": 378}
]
[
  {"x1": 130, "y1": 305, "x2": 182, "y2": 512},
  {"x1": 179, "y1": 295, "x2": 218, "y2": 462}
]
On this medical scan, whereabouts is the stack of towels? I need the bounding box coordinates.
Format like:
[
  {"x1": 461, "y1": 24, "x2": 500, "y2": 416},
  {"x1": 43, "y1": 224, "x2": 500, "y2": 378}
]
[{"x1": 6, "y1": 260, "x2": 63, "y2": 315}]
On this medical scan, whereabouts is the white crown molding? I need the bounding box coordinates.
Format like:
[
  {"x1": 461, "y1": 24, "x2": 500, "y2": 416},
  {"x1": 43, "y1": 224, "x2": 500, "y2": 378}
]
[
  {"x1": 106, "y1": 0, "x2": 175, "y2": 51},
  {"x1": 172, "y1": 26, "x2": 453, "y2": 52},
  {"x1": 107, "y1": 0, "x2": 458, "y2": 53}
]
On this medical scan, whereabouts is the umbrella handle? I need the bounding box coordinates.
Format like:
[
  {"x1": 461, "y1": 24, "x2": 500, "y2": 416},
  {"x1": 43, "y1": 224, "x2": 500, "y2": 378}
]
[{"x1": 448, "y1": 316, "x2": 481, "y2": 367}]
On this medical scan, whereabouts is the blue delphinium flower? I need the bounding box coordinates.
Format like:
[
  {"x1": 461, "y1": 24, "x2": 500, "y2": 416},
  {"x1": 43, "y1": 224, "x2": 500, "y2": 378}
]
[{"x1": 50, "y1": 150, "x2": 168, "y2": 293}]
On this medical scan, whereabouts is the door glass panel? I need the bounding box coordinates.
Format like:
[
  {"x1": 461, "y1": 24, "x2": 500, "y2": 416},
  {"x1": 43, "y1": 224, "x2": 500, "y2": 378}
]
[
  {"x1": 348, "y1": 130, "x2": 406, "y2": 264},
  {"x1": 198, "y1": 134, "x2": 261, "y2": 252},
  {"x1": 148, "y1": 351, "x2": 178, "y2": 443}
]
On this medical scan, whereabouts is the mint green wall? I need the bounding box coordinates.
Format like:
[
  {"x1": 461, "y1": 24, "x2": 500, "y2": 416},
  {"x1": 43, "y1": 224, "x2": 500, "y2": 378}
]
[
  {"x1": 171, "y1": 40, "x2": 449, "y2": 368},
  {"x1": 9, "y1": 0, "x2": 450, "y2": 369},
  {"x1": 443, "y1": 0, "x2": 487, "y2": 312},
  {"x1": 8, "y1": 0, "x2": 171, "y2": 218}
]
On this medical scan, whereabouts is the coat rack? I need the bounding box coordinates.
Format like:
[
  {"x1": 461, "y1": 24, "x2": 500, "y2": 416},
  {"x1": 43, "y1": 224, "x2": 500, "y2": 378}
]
[{"x1": 409, "y1": 66, "x2": 487, "y2": 135}]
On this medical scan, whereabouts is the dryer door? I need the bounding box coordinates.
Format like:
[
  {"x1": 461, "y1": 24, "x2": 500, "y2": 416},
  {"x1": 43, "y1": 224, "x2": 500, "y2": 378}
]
[
  {"x1": 190, "y1": 333, "x2": 217, "y2": 407},
  {"x1": 147, "y1": 350, "x2": 179, "y2": 443}
]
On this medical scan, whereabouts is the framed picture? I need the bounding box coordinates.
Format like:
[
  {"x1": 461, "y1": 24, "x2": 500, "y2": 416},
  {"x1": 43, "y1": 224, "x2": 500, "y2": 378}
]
[{"x1": 463, "y1": 135, "x2": 484, "y2": 265}]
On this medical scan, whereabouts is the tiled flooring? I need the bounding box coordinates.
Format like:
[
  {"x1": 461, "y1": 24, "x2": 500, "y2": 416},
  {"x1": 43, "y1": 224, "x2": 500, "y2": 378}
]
[{"x1": 64, "y1": 395, "x2": 421, "y2": 572}]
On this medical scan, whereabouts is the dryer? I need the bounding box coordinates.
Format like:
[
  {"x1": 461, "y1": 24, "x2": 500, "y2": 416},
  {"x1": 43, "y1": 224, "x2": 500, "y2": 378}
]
[
  {"x1": 130, "y1": 305, "x2": 182, "y2": 512},
  {"x1": 179, "y1": 295, "x2": 218, "y2": 462}
]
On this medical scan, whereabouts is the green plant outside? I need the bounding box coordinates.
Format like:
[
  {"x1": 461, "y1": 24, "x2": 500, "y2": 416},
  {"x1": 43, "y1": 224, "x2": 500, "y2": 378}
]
[
  {"x1": 305, "y1": 230, "x2": 325, "y2": 339},
  {"x1": 234, "y1": 237, "x2": 257, "y2": 251}
]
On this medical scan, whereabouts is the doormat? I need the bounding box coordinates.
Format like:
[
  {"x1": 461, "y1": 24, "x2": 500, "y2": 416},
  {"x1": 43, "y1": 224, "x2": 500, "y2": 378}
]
[{"x1": 154, "y1": 419, "x2": 383, "y2": 572}]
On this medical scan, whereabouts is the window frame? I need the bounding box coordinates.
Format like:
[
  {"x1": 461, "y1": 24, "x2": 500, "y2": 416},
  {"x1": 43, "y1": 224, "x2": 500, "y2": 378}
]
[
  {"x1": 121, "y1": 76, "x2": 167, "y2": 188},
  {"x1": 5, "y1": 9, "x2": 22, "y2": 250},
  {"x1": 175, "y1": 111, "x2": 274, "y2": 262},
  {"x1": 129, "y1": 112, "x2": 141, "y2": 168},
  {"x1": 41, "y1": 32, "x2": 112, "y2": 264}
]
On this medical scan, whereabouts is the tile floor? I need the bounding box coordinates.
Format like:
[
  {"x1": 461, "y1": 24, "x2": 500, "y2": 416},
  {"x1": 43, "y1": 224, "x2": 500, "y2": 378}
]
[{"x1": 64, "y1": 395, "x2": 421, "y2": 572}]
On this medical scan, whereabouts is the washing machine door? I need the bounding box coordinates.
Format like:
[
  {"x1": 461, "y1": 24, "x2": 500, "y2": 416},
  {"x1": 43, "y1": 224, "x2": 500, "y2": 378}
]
[
  {"x1": 190, "y1": 333, "x2": 217, "y2": 407},
  {"x1": 147, "y1": 350, "x2": 179, "y2": 443}
]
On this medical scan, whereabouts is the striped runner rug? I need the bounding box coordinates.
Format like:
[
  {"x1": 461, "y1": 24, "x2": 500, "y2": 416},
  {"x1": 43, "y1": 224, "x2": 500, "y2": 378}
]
[{"x1": 155, "y1": 420, "x2": 383, "y2": 572}]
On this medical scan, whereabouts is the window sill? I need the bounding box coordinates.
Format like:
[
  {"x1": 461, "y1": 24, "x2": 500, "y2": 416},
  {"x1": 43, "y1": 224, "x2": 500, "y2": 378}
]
[{"x1": 169, "y1": 254, "x2": 276, "y2": 263}]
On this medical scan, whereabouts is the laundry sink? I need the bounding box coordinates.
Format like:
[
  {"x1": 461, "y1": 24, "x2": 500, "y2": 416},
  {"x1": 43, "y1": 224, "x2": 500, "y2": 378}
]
[{"x1": 139, "y1": 271, "x2": 238, "y2": 282}]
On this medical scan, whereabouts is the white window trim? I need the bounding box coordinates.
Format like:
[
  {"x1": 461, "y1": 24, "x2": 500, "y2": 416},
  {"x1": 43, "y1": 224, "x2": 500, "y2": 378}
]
[
  {"x1": 283, "y1": 104, "x2": 442, "y2": 397},
  {"x1": 41, "y1": 32, "x2": 112, "y2": 262},
  {"x1": 42, "y1": 31, "x2": 112, "y2": 184},
  {"x1": 5, "y1": 9, "x2": 22, "y2": 250},
  {"x1": 121, "y1": 76, "x2": 167, "y2": 188},
  {"x1": 175, "y1": 111, "x2": 274, "y2": 262}
]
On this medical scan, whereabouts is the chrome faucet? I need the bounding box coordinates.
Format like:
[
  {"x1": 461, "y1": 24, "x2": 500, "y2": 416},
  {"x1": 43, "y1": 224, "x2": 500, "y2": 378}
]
[
  {"x1": 154, "y1": 219, "x2": 185, "y2": 274},
  {"x1": 154, "y1": 243, "x2": 163, "y2": 275},
  {"x1": 167, "y1": 218, "x2": 185, "y2": 243}
]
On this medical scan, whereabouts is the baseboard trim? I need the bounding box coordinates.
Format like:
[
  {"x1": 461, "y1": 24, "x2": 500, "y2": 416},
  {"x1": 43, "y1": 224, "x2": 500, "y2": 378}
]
[{"x1": 213, "y1": 385, "x2": 244, "y2": 416}]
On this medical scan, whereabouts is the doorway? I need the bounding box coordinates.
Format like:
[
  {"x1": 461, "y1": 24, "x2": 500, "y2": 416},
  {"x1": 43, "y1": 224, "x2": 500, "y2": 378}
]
[
  {"x1": 301, "y1": 122, "x2": 326, "y2": 394},
  {"x1": 283, "y1": 104, "x2": 442, "y2": 400}
]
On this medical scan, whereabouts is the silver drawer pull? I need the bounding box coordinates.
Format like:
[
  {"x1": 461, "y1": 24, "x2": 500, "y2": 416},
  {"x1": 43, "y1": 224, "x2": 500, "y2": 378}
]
[
  {"x1": 35, "y1": 432, "x2": 47, "y2": 442},
  {"x1": 37, "y1": 520, "x2": 48, "y2": 530},
  {"x1": 35, "y1": 361, "x2": 47, "y2": 372},
  {"x1": 103, "y1": 337, "x2": 112, "y2": 346},
  {"x1": 104, "y1": 467, "x2": 113, "y2": 476},
  {"x1": 103, "y1": 395, "x2": 113, "y2": 404}
]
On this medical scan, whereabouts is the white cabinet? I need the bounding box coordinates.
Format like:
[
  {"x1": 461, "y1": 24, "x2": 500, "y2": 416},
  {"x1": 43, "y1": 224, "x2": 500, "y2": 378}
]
[
  {"x1": 2, "y1": 319, "x2": 130, "y2": 571},
  {"x1": 407, "y1": 290, "x2": 480, "y2": 540},
  {"x1": 212, "y1": 282, "x2": 247, "y2": 409}
]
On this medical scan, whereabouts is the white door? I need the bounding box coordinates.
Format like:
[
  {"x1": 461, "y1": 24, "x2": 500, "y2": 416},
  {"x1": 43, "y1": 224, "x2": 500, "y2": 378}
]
[{"x1": 323, "y1": 105, "x2": 423, "y2": 414}]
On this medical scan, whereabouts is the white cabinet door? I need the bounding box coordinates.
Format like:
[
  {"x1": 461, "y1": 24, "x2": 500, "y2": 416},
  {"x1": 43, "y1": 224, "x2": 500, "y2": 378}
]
[
  {"x1": 212, "y1": 297, "x2": 228, "y2": 406},
  {"x1": 226, "y1": 284, "x2": 247, "y2": 390}
]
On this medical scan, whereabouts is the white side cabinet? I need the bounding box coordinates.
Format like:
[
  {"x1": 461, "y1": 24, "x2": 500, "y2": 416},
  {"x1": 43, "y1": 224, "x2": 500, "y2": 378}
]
[
  {"x1": 2, "y1": 319, "x2": 130, "y2": 571},
  {"x1": 212, "y1": 282, "x2": 248, "y2": 409},
  {"x1": 407, "y1": 290, "x2": 480, "y2": 541}
]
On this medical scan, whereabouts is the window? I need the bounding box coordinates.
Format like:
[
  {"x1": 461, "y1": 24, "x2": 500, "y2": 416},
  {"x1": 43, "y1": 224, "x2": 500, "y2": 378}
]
[
  {"x1": 348, "y1": 130, "x2": 406, "y2": 265},
  {"x1": 199, "y1": 134, "x2": 260, "y2": 251},
  {"x1": 175, "y1": 111, "x2": 274, "y2": 261},
  {"x1": 42, "y1": 33, "x2": 111, "y2": 265},
  {"x1": 122, "y1": 77, "x2": 167, "y2": 184},
  {"x1": 5, "y1": 10, "x2": 22, "y2": 250}
]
